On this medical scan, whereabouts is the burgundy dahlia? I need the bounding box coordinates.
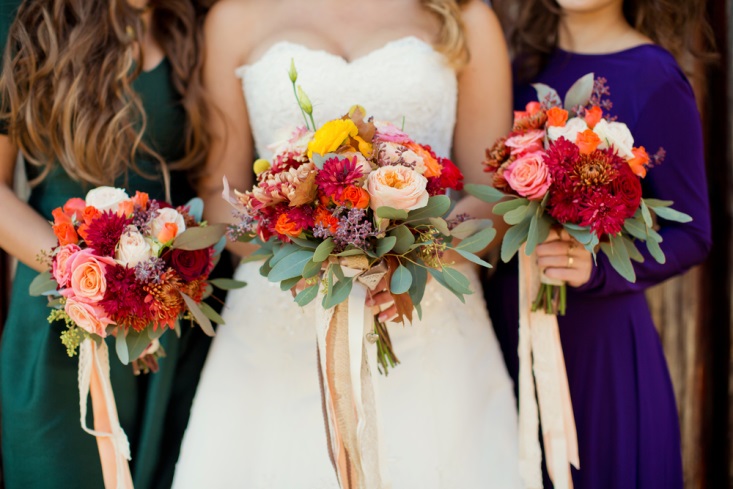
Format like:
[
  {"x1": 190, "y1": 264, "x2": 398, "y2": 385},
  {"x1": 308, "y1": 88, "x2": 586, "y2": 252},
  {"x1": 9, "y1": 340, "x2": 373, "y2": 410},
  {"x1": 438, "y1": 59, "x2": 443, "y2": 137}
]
[
  {"x1": 84, "y1": 211, "x2": 131, "y2": 257},
  {"x1": 100, "y1": 264, "x2": 152, "y2": 332},
  {"x1": 316, "y1": 156, "x2": 362, "y2": 201}
]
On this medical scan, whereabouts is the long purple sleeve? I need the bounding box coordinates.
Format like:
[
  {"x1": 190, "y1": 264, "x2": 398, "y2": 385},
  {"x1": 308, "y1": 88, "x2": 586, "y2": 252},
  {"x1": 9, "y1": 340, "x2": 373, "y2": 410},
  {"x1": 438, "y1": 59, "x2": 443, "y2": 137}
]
[{"x1": 577, "y1": 77, "x2": 712, "y2": 295}]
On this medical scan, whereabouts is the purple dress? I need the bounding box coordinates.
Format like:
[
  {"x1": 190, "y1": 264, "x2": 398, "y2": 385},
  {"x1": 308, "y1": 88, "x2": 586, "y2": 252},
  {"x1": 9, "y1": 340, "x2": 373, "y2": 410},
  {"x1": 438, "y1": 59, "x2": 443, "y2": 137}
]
[{"x1": 484, "y1": 45, "x2": 711, "y2": 488}]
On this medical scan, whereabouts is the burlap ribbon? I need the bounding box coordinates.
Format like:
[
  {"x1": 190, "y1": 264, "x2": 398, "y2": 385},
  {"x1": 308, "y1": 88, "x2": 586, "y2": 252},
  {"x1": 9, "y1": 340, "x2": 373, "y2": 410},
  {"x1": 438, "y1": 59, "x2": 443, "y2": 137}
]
[
  {"x1": 315, "y1": 256, "x2": 389, "y2": 489},
  {"x1": 78, "y1": 339, "x2": 133, "y2": 489},
  {"x1": 517, "y1": 244, "x2": 580, "y2": 489}
]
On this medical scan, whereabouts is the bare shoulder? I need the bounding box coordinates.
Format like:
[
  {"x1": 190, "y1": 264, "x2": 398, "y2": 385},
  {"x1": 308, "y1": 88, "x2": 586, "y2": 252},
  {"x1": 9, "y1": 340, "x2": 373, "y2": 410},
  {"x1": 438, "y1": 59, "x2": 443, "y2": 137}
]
[
  {"x1": 204, "y1": 0, "x2": 267, "y2": 62},
  {"x1": 459, "y1": 0, "x2": 504, "y2": 43}
]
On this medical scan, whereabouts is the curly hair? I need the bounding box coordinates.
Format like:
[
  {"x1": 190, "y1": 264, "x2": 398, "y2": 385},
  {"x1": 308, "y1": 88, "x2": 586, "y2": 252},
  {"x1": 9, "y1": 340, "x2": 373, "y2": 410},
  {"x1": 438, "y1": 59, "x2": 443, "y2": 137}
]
[
  {"x1": 0, "y1": 0, "x2": 212, "y2": 186},
  {"x1": 494, "y1": 0, "x2": 716, "y2": 84},
  {"x1": 421, "y1": 0, "x2": 471, "y2": 67}
]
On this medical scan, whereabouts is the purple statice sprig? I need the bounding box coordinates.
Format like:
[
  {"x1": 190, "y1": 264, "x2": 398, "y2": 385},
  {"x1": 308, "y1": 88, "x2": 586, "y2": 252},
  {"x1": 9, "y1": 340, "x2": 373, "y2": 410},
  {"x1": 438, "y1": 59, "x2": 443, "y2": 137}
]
[
  {"x1": 134, "y1": 256, "x2": 167, "y2": 284},
  {"x1": 446, "y1": 213, "x2": 473, "y2": 231},
  {"x1": 226, "y1": 210, "x2": 257, "y2": 242},
  {"x1": 131, "y1": 200, "x2": 160, "y2": 235}
]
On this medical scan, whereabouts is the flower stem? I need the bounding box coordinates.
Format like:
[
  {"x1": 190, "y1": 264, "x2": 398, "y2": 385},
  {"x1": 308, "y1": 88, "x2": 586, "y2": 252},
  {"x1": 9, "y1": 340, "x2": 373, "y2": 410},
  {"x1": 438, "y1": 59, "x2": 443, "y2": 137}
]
[
  {"x1": 291, "y1": 81, "x2": 310, "y2": 130},
  {"x1": 374, "y1": 319, "x2": 399, "y2": 375}
]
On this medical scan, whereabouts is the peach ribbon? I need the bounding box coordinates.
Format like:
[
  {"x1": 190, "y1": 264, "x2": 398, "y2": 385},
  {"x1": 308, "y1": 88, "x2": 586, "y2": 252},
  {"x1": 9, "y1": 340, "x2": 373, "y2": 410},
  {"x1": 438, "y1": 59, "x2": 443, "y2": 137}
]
[
  {"x1": 79, "y1": 339, "x2": 134, "y2": 489},
  {"x1": 315, "y1": 257, "x2": 388, "y2": 489},
  {"x1": 518, "y1": 244, "x2": 580, "y2": 489}
]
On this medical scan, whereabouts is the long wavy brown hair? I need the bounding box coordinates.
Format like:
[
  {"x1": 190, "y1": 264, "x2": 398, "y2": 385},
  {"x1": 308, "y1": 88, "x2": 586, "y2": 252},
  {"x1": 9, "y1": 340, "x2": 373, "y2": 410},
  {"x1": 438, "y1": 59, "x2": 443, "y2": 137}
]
[
  {"x1": 0, "y1": 0, "x2": 213, "y2": 186},
  {"x1": 494, "y1": 0, "x2": 716, "y2": 84},
  {"x1": 421, "y1": 0, "x2": 471, "y2": 67}
]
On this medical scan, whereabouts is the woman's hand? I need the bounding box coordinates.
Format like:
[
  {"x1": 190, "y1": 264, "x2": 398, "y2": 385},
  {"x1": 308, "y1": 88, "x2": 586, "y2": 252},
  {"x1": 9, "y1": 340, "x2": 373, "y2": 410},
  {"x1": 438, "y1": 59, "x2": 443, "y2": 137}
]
[
  {"x1": 536, "y1": 229, "x2": 593, "y2": 288},
  {"x1": 366, "y1": 276, "x2": 398, "y2": 323}
]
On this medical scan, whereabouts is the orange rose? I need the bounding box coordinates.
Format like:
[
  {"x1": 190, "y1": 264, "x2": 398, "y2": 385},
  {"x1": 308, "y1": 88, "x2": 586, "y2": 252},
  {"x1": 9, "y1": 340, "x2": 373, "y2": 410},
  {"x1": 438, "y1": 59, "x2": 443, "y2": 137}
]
[
  {"x1": 63, "y1": 198, "x2": 87, "y2": 220},
  {"x1": 132, "y1": 191, "x2": 149, "y2": 208},
  {"x1": 274, "y1": 213, "x2": 303, "y2": 238},
  {"x1": 82, "y1": 206, "x2": 101, "y2": 225},
  {"x1": 546, "y1": 107, "x2": 568, "y2": 127},
  {"x1": 52, "y1": 207, "x2": 72, "y2": 226},
  {"x1": 157, "y1": 222, "x2": 179, "y2": 243},
  {"x1": 575, "y1": 129, "x2": 602, "y2": 155},
  {"x1": 584, "y1": 106, "x2": 603, "y2": 129},
  {"x1": 340, "y1": 185, "x2": 370, "y2": 209},
  {"x1": 405, "y1": 142, "x2": 442, "y2": 178},
  {"x1": 53, "y1": 222, "x2": 79, "y2": 246},
  {"x1": 628, "y1": 146, "x2": 650, "y2": 178},
  {"x1": 314, "y1": 207, "x2": 339, "y2": 234},
  {"x1": 117, "y1": 200, "x2": 134, "y2": 217}
]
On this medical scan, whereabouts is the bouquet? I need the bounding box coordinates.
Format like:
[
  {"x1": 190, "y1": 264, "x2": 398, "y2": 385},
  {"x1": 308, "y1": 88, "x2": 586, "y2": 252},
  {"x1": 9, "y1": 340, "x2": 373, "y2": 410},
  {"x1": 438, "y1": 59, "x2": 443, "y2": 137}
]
[
  {"x1": 467, "y1": 73, "x2": 691, "y2": 314},
  {"x1": 30, "y1": 186, "x2": 240, "y2": 489},
  {"x1": 225, "y1": 61, "x2": 496, "y2": 489}
]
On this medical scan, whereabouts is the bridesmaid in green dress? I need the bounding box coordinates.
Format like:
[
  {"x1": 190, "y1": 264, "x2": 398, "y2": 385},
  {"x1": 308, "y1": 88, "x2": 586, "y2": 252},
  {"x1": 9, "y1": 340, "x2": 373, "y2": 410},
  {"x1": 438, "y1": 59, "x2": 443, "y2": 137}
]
[{"x1": 0, "y1": 1, "x2": 225, "y2": 487}]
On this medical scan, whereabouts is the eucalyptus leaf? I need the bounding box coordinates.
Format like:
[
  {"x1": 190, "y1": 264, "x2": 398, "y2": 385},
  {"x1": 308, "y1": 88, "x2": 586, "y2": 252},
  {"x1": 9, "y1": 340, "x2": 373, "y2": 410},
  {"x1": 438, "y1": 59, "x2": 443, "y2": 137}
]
[
  {"x1": 414, "y1": 303, "x2": 423, "y2": 321},
  {"x1": 390, "y1": 264, "x2": 413, "y2": 295},
  {"x1": 563, "y1": 225, "x2": 594, "y2": 246},
  {"x1": 375, "y1": 206, "x2": 409, "y2": 221},
  {"x1": 623, "y1": 238, "x2": 645, "y2": 263},
  {"x1": 493, "y1": 198, "x2": 530, "y2": 216},
  {"x1": 125, "y1": 329, "x2": 153, "y2": 364},
  {"x1": 295, "y1": 285, "x2": 320, "y2": 307},
  {"x1": 335, "y1": 248, "x2": 365, "y2": 257},
  {"x1": 172, "y1": 223, "x2": 227, "y2": 251},
  {"x1": 427, "y1": 268, "x2": 465, "y2": 303},
  {"x1": 646, "y1": 238, "x2": 666, "y2": 264},
  {"x1": 501, "y1": 219, "x2": 531, "y2": 262},
  {"x1": 29, "y1": 271, "x2": 57, "y2": 297},
  {"x1": 623, "y1": 219, "x2": 649, "y2": 241},
  {"x1": 405, "y1": 195, "x2": 451, "y2": 222},
  {"x1": 313, "y1": 238, "x2": 335, "y2": 263},
  {"x1": 376, "y1": 236, "x2": 397, "y2": 257},
  {"x1": 209, "y1": 278, "x2": 248, "y2": 290},
  {"x1": 302, "y1": 258, "x2": 323, "y2": 279},
  {"x1": 213, "y1": 236, "x2": 227, "y2": 255},
  {"x1": 643, "y1": 198, "x2": 674, "y2": 208},
  {"x1": 504, "y1": 204, "x2": 531, "y2": 225},
  {"x1": 442, "y1": 267, "x2": 473, "y2": 295},
  {"x1": 525, "y1": 214, "x2": 541, "y2": 256},
  {"x1": 601, "y1": 235, "x2": 636, "y2": 282},
  {"x1": 449, "y1": 219, "x2": 493, "y2": 240},
  {"x1": 268, "y1": 250, "x2": 315, "y2": 282},
  {"x1": 464, "y1": 184, "x2": 505, "y2": 203},
  {"x1": 199, "y1": 301, "x2": 226, "y2": 325},
  {"x1": 429, "y1": 217, "x2": 451, "y2": 236},
  {"x1": 185, "y1": 197, "x2": 204, "y2": 222},
  {"x1": 456, "y1": 227, "x2": 496, "y2": 254},
  {"x1": 532, "y1": 83, "x2": 562, "y2": 107},
  {"x1": 651, "y1": 206, "x2": 692, "y2": 223},
  {"x1": 147, "y1": 326, "x2": 166, "y2": 341},
  {"x1": 455, "y1": 249, "x2": 492, "y2": 268},
  {"x1": 290, "y1": 237, "x2": 320, "y2": 250},
  {"x1": 115, "y1": 329, "x2": 130, "y2": 365},
  {"x1": 406, "y1": 261, "x2": 428, "y2": 306},
  {"x1": 259, "y1": 257, "x2": 273, "y2": 277},
  {"x1": 322, "y1": 276, "x2": 353, "y2": 309},
  {"x1": 280, "y1": 276, "x2": 302, "y2": 292},
  {"x1": 640, "y1": 200, "x2": 653, "y2": 228},
  {"x1": 563, "y1": 72, "x2": 595, "y2": 111},
  {"x1": 181, "y1": 292, "x2": 215, "y2": 336},
  {"x1": 270, "y1": 244, "x2": 301, "y2": 267},
  {"x1": 390, "y1": 225, "x2": 416, "y2": 254}
]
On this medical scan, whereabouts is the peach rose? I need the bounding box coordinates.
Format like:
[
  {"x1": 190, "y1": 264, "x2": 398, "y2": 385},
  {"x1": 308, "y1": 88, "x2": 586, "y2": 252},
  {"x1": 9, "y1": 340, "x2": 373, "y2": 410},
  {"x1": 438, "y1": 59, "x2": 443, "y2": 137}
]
[
  {"x1": 64, "y1": 297, "x2": 112, "y2": 337},
  {"x1": 503, "y1": 151, "x2": 552, "y2": 201},
  {"x1": 505, "y1": 129, "x2": 544, "y2": 156},
  {"x1": 52, "y1": 244, "x2": 82, "y2": 287},
  {"x1": 150, "y1": 208, "x2": 186, "y2": 241},
  {"x1": 66, "y1": 250, "x2": 115, "y2": 303},
  {"x1": 367, "y1": 165, "x2": 429, "y2": 212}
]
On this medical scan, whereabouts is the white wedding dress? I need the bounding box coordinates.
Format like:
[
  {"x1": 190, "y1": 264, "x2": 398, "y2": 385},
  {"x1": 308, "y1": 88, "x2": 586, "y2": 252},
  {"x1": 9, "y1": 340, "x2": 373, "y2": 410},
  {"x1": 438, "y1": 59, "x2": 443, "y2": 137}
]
[{"x1": 173, "y1": 37, "x2": 521, "y2": 489}]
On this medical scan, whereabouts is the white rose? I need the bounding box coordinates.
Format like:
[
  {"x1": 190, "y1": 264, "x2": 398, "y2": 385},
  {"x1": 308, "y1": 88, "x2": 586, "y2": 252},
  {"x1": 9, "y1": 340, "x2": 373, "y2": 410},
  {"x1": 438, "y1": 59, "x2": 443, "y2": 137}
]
[
  {"x1": 592, "y1": 119, "x2": 635, "y2": 159},
  {"x1": 546, "y1": 117, "x2": 588, "y2": 145},
  {"x1": 150, "y1": 208, "x2": 186, "y2": 239},
  {"x1": 115, "y1": 225, "x2": 153, "y2": 267},
  {"x1": 367, "y1": 165, "x2": 429, "y2": 212},
  {"x1": 85, "y1": 186, "x2": 130, "y2": 213}
]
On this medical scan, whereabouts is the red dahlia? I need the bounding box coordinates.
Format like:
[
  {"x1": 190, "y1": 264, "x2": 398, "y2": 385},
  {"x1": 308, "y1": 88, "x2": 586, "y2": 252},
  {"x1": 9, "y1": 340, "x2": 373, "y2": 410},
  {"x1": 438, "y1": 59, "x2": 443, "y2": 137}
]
[
  {"x1": 578, "y1": 191, "x2": 628, "y2": 236},
  {"x1": 316, "y1": 156, "x2": 362, "y2": 201},
  {"x1": 100, "y1": 264, "x2": 152, "y2": 332},
  {"x1": 84, "y1": 211, "x2": 131, "y2": 257}
]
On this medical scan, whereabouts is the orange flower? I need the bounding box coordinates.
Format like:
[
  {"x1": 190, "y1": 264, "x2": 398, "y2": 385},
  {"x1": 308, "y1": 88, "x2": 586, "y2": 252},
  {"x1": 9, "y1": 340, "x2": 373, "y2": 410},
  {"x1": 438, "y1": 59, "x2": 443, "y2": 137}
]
[
  {"x1": 157, "y1": 222, "x2": 179, "y2": 243},
  {"x1": 525, "y1": 101, "x2": 542, "y2": 115},
  {"x1": 132, "y1": 191, "x2": 149, "y2": 208},
  {"x1": 63, "y1": 198, "x2": 86, "y2": 220},
  {"x1": 575, "y1": 129, "x2": 602, "y2": 155},
  {"x1": 340, "y1": 185, "x2": 370, "y2": 209},
  {"x1": 405, "y1": 142, "x2": 442, "y2": 178},
  {"x1": 274, "y1": 213, "x2": 303, "y2": 238},
  {"x1": 314, "y1": 207, "x2": 339, "y2": 234},
  {"x1": 546, "y1": 107, "x2": 568, "y2": 127},
  {"x1": 584, "y1": 106, "x2": 603, "y2": 129},
  {"x1": 52, "y1": 207, "x2": 72, "y2": 226},
  {"x1": 117, "y1": 200, "x2": 134, "y2": 217},
  {"x1": 53, "y1": 222, "x2": 79, "y2": 246},
  {"x1": 82, "y1": 206, "x2": 101, "y2": 225},
  {"x1": 628, "y1": 146, "x2": 650, "y2": 178}
]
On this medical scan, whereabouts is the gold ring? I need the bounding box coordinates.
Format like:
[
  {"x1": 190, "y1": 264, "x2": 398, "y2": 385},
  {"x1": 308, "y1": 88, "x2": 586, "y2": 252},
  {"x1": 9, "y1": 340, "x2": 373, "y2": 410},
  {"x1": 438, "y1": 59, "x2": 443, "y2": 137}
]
[{"x1": 567, "y1": 255, "x2": 574, "y2": 267}]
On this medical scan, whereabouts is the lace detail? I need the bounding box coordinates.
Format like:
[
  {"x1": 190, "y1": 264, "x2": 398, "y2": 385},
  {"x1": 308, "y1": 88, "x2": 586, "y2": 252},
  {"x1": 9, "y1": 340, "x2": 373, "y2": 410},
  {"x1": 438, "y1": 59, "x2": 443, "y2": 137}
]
[{"x1": 236, "y1": 37, "x2": 457, "y2": 159}]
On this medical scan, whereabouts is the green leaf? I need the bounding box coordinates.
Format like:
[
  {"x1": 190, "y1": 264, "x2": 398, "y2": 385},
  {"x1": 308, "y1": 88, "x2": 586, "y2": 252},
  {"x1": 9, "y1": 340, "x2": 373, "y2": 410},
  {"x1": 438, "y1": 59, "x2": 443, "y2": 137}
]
[
  {"x1": 427, "y1": 268, "x2": 465, "y2": 303},
  {"x1": 208, "y1": 278, "x2": 247, "y2": 290},
  {"x1": 504, "y1": 204, "x2": 531, "y2": 225},
  {"x1": 185, "y1": 197, "x2": 204, "y2": 222},
  {"x1": 270, "y1": 243, "x2": 301, "y2": 267},
  {"x1": 290, "y1": 237, "x2": 320, "y2": 249},
  {"x1": 429, "y1": 217, "x2": 451, "y2": 236},
  {"x1": 563, "y1": 224, "x2": 594, "y2": 245},
  {"x1": 268, "y1": 250, "x2": 315, "y2": 282},
  {"x1": 199, "y1": 301, "x2": 226, "y2": 325},
  {"x1": 493, "y1": 198, "x2": 530, "y2": 216},
  {"x1": 464, "y1": 183, "x2": 505, "y2": 203},
  {"x1": 600, "y1": 235, "x2": 636, "y2": 282},
  {"x1": 29, "y1": 271, "x2": 57, "y2": 297},
  {"x1": 147, "y1": 326, "x2": 166, "y2": 341},
  {"x1": 125, "y1": 329, "x2": 154, "y2": 364},
  {"x1": 280, "y1": 276, "x2": 302, "y2": 292},
  {"x1": 172, "y1": 223, "x2": 227, "y2": 250},
  {"x1": 405, "y1": 195, "x2": 451, "y2": 222},
  {"x1": 335, "y1": 248, "x2": 365, "y2": 257},
  {"x1": 375, "y1": 206, "x2": 409, "y2": 221},
  {"x1": 455, "y1": 249, "x2": 492, "y2": 268},
  {"x1": 525, "y1": 213, "x2": 541, "y2": 255},
  {"x1": 414, "y1": 303, "x2": 423, "y2": 321},
  {"x1": 295, "y1": 285, "x2": 319, "y2": 307},
  {"x1": 115, "y1": 330, "x2": 130, "y2": 365},
  {"x1": 651, "y1": 206, "x2": 692, "y2": 223},
  {"x1": 181, "y1": 292, "x2": 215, "y2": 336},
  {"x1": 313, "y1": 238, "x2": 335, "y2": 263},
  {"x1": 406, "y1": 261, "x2": 428, "y2": 306},
  {"x1": 441, "y1": 267, "x2": 473, "y2": 295},
  {"x1": 646, "y1": 237, "x2": 666, "y2": 264},
  {"x1": 449, "y1": 219, "x2": 493, "y2": 240},
  {"x1": 390, "y1": 264, "x2": 412, "y2": 295},
  {"x1": 533, "y1": 83, "x2": 562, "y2": 107},
  {"x1": 643, "y1": 199, "x2": 674, "y2": 208},
  {"x1": 322, "y1": 276, "x2": 353, "y2": 309},
  {"x1": 241, "y1": 249, "x2": 272, "y2": 264},
  {"x1": 564, "y1": 72, "x2": 595, "y2": 110},
  {"x1": 456, "y1": 227, "x2": 496, "y2": 254},
  {"x1": 302, "y1": 258, "x2": 322, "y2": 279},
  {"x1": 624, "y1": 238, "x2": 645, "y2": 263},
  {"x1": 623, "y1": 219, "x2": 649, "y2": 241},
  {"x1": 501, "y1": 219, "x2": 531, "y2": 262},
  {"x1": 530, "y1": 213, "x2": 552, "y2": 253},
  {"x1": 640, "y1": 200, "x2": 653, "y2": 228},
  {"x1": 390, "y1": 225, "x2": 415, "y2": 254},
  {"x1": 376, "y1": 236, "x2": 397, "y2": 257},
  {"x1": 259, "y1": 257, "x2": 273, "y2": 277}
]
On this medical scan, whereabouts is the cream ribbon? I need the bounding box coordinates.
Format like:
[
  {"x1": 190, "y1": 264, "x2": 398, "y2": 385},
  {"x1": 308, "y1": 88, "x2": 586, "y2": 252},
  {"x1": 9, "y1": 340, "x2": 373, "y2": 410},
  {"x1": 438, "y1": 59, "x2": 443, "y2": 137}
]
[
  {"x1": 518, "y1": 244, "x2": 580, "y2": 489},
  {"x1": 78, "y1": 339, "x2": 134, "y2": 489},
  {"x1": 315, "y1": 258, "x2": 388, "y2": 489}
]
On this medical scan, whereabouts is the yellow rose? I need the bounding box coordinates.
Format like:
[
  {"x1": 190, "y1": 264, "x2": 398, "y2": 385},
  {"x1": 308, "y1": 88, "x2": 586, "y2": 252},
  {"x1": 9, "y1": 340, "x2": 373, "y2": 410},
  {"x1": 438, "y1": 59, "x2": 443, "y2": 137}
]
[{"x1": 307, "y1": 119, "x2": 358, "y2": 159}]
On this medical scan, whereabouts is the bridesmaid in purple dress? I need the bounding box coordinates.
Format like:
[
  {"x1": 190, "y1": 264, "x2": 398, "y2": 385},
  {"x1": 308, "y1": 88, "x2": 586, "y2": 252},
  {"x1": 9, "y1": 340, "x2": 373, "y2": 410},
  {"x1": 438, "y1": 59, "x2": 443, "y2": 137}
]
[{"x1": 486, "y1": 0, "x2": 714, "y2": 487}]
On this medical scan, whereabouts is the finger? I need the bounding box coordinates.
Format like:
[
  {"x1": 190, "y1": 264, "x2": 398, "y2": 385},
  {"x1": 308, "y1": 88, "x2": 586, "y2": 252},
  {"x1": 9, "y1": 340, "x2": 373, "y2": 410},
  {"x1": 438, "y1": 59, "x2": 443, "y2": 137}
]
[
  {"x1": 535, "y1": 240, "x2": 571, "y2": 257},
  {"x1": 537, "y1": 255, "x2": 575, "y2": 269},
  {"x1": 366, "y1": 290, "x2": 395, "y2": 307},
  {"x1": 543, "y1": 267, "x2": 583, "y2": 284},
  {"x1": 377, "y1": 304, "x2": 398, "y2": 322}
]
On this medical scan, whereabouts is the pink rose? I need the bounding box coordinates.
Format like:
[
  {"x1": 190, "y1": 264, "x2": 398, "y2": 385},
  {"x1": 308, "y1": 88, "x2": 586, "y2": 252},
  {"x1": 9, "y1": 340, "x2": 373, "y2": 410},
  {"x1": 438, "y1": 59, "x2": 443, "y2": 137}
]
[
  {"x1": 504, "y1": 130, "x2": 544, "y2": 156},
  {"x1": 52, "y1": 244, "x2": 81, "y2": 288},
  {"x1": 367, "y1": 165, "x2": 429, "y2": 211},
  {"x1": 66, "y1": 249, "x2": 116, "y2": 303},
  {"x1": 504, "y1": 151, "x2": 552, "y2": 200},
  {"x1": 64, "y1": 297, "x2": 113, "y2": 337}
]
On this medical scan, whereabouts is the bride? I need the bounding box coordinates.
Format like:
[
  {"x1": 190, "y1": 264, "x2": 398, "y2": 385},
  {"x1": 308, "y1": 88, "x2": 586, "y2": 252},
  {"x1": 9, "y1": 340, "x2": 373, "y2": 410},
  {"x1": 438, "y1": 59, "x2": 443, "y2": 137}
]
[{"x1": 173, "y1": 0, "x2": 520, "y2": 487}]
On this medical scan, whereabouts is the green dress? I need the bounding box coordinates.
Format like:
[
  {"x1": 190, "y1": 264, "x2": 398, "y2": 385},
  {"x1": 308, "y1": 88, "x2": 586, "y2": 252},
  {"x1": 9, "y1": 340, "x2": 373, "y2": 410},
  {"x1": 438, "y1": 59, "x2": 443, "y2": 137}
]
[{"x1": 0, "y1": 3, "x2": 221, "y2": 487}]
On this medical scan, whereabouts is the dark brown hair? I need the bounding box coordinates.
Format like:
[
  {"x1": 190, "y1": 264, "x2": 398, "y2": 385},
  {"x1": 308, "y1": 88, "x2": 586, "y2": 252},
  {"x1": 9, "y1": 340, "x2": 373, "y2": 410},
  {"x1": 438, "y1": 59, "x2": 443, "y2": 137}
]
[
  {"x1": 494, "y1": 0, "x2": 716, "y2": 84},
  {"x1": 0, "y1": 0, "x2": 212, "y2": 186}
]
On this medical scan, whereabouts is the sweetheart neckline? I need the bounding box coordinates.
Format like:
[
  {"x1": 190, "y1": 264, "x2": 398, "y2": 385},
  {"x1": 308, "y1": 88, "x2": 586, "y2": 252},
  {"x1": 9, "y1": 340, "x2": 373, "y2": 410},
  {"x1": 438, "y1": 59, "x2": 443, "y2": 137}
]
[{"x1": 235, "y1": 36, "x2": 438, "y2": 75}]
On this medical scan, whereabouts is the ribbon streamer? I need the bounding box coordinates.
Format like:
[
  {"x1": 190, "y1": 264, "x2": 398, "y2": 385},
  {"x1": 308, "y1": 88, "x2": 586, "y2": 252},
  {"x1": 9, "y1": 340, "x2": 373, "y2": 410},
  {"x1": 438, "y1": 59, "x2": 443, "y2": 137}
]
[
  {"x1": 79, "y1": 339, "x2": 134, "y2": 489},
  {"x1": 316, "y1": 257, "x2": 388, "y2": 489},
  {"x1": 518, "y1": 244, "x2": 580, "y2": 489}
]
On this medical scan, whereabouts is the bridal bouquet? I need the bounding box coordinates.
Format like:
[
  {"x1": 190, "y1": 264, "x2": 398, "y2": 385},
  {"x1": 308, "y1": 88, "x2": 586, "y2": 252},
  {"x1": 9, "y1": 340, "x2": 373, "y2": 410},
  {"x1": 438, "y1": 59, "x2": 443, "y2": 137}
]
[{"x1": 467, "y1": 73, "x2": 691, "y2": 314}]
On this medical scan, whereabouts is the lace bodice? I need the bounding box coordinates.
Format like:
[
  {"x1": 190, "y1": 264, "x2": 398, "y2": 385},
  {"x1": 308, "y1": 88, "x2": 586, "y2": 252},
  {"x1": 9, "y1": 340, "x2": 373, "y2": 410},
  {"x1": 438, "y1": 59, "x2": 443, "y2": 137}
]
[{"x1": 236, "y1": 36, "x2": 458, "y2": 159}]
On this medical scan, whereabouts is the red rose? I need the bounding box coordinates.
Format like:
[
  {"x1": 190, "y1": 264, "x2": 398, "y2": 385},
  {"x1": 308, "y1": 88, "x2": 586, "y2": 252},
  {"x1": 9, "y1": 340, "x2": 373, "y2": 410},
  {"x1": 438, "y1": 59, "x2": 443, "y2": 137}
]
[
  {"x1": 611, "y1": 164, "x2": 642, "y2": 218},
  {"x1": 167, "y1": 249, "x2": 211, "y2": 282}
]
